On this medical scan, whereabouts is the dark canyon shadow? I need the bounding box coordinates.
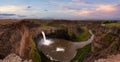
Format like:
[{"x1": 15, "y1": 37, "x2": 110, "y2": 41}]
[{"x1": 34, "y1": 27, "x2": 87, "y2": 62}]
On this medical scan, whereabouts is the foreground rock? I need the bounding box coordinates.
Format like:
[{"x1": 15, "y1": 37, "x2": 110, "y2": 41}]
[
  {"x1": 95, "y1": 54, "x2": 120, "y2": 62},
  {"x1": 0, "y1": 53, "x2": 32, "y2": 62},
  {"x1": 0, "y1": 21, "x2": 41, "y2": 62}
]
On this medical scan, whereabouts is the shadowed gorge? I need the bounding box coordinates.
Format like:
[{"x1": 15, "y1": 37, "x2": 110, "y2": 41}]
[
  {"x1": 37, "y1": 30, "x2": 94, "y2": 62},
  {"x1": 0, "y1": 20, "x2": 119, "y2": 62}
]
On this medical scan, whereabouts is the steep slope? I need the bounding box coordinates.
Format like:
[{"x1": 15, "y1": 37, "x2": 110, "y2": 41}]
[{"x1": 0, "y1": 21, "x2": 41, "y2": 62}]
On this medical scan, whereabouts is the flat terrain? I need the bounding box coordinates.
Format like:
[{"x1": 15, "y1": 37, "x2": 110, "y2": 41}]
[{"x1": 0, "y1": 19, "x2": 19, "y2": 24}]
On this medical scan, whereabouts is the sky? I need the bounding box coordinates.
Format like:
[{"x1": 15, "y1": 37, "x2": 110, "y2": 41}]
[{"x1": 0, "y1": 0, "x2": 120, "y2": 20}]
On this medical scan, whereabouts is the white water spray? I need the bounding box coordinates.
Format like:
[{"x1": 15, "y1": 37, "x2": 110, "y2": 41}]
[
  {"x1": 41, "y1": 31, "x2": 46, "y2": 41},
  {"x1": 41, "y1": 31, "x2": 53, "y2": 46},
  {"x1": 56, "y1": 47, "x2": 65, "y2": 52}
]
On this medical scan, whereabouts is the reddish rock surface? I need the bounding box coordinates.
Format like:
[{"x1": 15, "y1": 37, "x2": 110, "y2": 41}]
[
  {"x1": 0, "y1": 53, "x2": 32, "y2": 62},
  {"x1": 95, "y1": 54, "x2": 120, "y2": 62}
]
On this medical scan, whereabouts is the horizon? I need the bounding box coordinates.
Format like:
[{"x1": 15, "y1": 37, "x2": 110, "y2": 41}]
[{"x1": 0, "y1": 0, "x2": 120, "y2": 20}]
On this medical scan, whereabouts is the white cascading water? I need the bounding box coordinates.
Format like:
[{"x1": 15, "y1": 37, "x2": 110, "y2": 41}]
[{"x1": 41, "y1": 31, "x2": 53, "y2": 46}]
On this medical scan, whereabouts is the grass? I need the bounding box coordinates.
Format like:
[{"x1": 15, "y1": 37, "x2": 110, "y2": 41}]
[
  {"x1": 0, "y1": 19, "x2": 18, "y2": 24},
  {"x1": 71, "y1": 27, "x2": 91, "y2": 62},
  {"x1": 71, "y1": 44, "x2": 91, "y2": 62},
  {"x1": 104, "y1": 23, "x2": 120, "y2": 27},
  {"x1": 31, "y1": 38, "x2": 41, "y2": 62},
  {"x1": 32, "y1": 23, "x2": 91, "y2": 62},
  {"x1": 76, "y1": 27, "x2": 91, "y2": 41},
  {"x1": 102, "y1": 33, "x2": 113, "y2": 46},
  {"x1": 110, "y1": 41, "x2": 118, "y2": 53}
]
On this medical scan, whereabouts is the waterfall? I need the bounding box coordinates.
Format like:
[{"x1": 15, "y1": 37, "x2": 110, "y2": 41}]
[
  {"x1": 41, "y1": 31, "x2": 53, "y2": 46},
  {"x1": 41, "y1": 31, "x2": 46, "y2": 41}
]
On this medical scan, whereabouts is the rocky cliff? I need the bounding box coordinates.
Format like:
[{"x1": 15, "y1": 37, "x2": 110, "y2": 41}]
[{"x1": 0, "y1": 20, "x2": 119, "y2": 62}]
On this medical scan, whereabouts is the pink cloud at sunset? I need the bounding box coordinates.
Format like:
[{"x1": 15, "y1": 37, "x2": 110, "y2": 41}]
[
  {"x1": 67, "y1": 9, "x2": 92, "y2": 16},
  {"x1": 95, "y1": 4, "x2": 117, "y2": 12},
  {"x1": 64, "y1": 3, "x2": 119, "y2": 18},
  {"x1": 0, "y1": 0, "x2": 120, "y2": 20}
]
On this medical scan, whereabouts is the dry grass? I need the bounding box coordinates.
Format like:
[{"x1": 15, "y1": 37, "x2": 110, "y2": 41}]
[
  {"x1": 0, "y1": 19, "x2": 20, "y2": 24},
  {"x1": 104, "y1": 23, "x2": 120, "y2": 27}
]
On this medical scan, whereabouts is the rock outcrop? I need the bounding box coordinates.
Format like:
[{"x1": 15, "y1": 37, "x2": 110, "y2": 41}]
[
  {"x1": 0, "y1": 20, "x2": 119, "y2": 62},
  {"x1": 0, "y1": 53, "x2": 32, "y2": 62},
  {"x1": 0, "y1": 21, "x2": 41, "y2": 62},
  {"x1": 95, "y1": 54, "x2": 120, "y2": 62}
]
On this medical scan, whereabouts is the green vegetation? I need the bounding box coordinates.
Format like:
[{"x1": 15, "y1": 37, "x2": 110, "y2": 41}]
[
  {"x1": 40, "y1": 21, "x2": 50, "y2": 26},
  {"x1": 31, "y1": 38, "x2": 41, "y2": 62},
  {"x1": 102, "y1": 33, "x2": 118, "y2": 53},
  {"x1": 76, "y1": 27, "x2": 90, "y2": 41},
  {"x1": 33, "y1": 22, "x2": 93, "y2": 62},
  {"x1": 110, "y1": 41, "x2": 118, "y2": 53},
  {"x1": 104, "y1": 23, "x2": 120, "y2": 27},
  {"x1": 71, "y1": 27, "x2": 91, "y2": 62},
  {"x1": 103, "y1": 21, "x2": 117, "y2": 24},
  {"x1": 71, "y1": 44, "x2": 91, "y2": 62},
  {"x1": 100, "y1": 33, "x2": 118, "y2": 54},
  {"x1": 68, "y1": 31, "x2": 73, "y2": 37},
  {"x1": 103, "y1": 33, "x2": 114, "y2": 46}
]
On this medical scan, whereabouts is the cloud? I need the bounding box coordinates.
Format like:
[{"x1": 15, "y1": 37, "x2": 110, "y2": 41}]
[
  {"x1": 0, "y1": 13, "x2": 26, "y2": 19},
  {"x1": 67, "y1": 9, "x2": 92, "y2": 16},
  {"x1": 27, "y1": 6, "x2": 32, "y2": 9},
  {"x1": 95, "y1": 4, "x2": 117, "y2": 12},
  {"x1": 0, "y1": 5, "x2": 31, "y2": 13},
  {"x1": 0, "y1": 14, "x2": 16, "y2": 16},
  {"x1": 63, "y1": 1, "x2": 118, "y2": 15},
  {"x1": 64, "y1": 1, "x2": 117, "y2": 11},
  {"x1": 61, "y1": 1, "x2": 120, "y2": 20}
]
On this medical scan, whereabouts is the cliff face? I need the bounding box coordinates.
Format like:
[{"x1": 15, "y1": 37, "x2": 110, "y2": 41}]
[
  {"x1": 45, "y1": 21, "x2": 120, "y2": 62},
  {"x1": 0, "y1": 53, "x2": 32, "y2": 62},
  {"x1": 83, "y1": 23, "x2": 120, "y2": 62},
  {"x1": 0, "y1": 21, "x2": 41, "y2": 62},
  {"x1": 0, "y1": 20, "x2": 119, "y2": 62}
]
